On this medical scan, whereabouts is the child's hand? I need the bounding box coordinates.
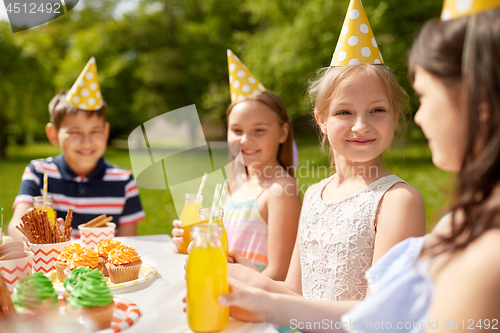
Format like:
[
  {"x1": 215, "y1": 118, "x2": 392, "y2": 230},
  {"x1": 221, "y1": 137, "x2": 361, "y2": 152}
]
[
  {"x1": 181, "y1": 278, "x2": 269, "y2": 323},
  {"x1": 228, "y1": 252, "x2": 259, "y2": 271},
  {"x1": 218, "y1": 277, "x2": 269, "y2": 322},
  {"x1": 171, "y1": 220, "x2": 184, "y2": 253},
  {"x1": 228, "y1": 260, "x2": 265, "y2": 292}
]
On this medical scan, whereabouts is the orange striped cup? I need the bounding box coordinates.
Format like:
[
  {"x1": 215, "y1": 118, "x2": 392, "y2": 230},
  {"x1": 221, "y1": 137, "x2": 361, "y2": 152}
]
[
  {"x1": 78, "y1": 223, "x2": 116, "y2": 249},
  {"x1": 0, "y1": 251, "x2": 34, "y2": 292},
  {"x1": 29, "y1": 240, "x2": 72, "y2": 273}
]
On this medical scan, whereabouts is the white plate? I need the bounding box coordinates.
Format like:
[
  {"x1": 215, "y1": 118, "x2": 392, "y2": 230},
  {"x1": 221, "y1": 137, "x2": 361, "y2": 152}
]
[{"x1": 47, "y1": 263, "x2": 157, "y2": 294}]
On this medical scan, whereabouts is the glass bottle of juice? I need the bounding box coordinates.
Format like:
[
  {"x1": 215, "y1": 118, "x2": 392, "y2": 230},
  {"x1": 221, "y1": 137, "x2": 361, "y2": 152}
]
[
  {"x1": 199, "y1": 208, "x2": 228, "y2": 258},
  {"x1": 179, "y1": 194, "x2": 203, "y2": 254},
  {"x1": 186, "y1": 224, "x2": 229, "y2": 332},
  {"x1": 33, "y1": 196, "x2": 56, "y2": 225}
]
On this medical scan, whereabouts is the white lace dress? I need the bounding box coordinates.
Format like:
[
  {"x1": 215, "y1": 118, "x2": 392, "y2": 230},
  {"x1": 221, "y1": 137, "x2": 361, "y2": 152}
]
[{"x1": 299, "y1": 174, "x2": 406, "y2": 301}]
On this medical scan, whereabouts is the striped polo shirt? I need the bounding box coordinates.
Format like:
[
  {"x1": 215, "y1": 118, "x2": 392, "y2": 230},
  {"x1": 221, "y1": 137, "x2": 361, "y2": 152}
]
[{"x1": 13, "y1": 154, "x2": 145, "y2": 237}]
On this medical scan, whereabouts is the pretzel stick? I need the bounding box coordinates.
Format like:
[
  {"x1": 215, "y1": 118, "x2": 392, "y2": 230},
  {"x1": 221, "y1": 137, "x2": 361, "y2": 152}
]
[
  {"x1": 82, "y1": 214, "x2": 106, "y2": 227},
  {"x1": 93, "y1": 216, "x2": 113, "y2": 228},
  {"x1": 62, "y1": 209, "x2": 73, "y2": 241},
  {"x1": 67, "y1": 209, "x2": 73, "y2": 241},
  {"x1": 17, "y1": 209, "x2": 74, "y2": 244}
]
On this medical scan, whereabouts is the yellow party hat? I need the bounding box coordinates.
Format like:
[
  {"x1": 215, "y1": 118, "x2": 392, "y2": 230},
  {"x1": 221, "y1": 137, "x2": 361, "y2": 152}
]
[
  {"x1": 331, "y1": 0, "x2": 383, "y2": 66},
  {"x1": 227, "y1": 49, "x2": 266, "y2": 103},
  {"x1": 441, "y1": 0, "x2": 500, "y2": 20},
  {"x1": 66, "y1": 57, "x2": 104, "y2": 111}
]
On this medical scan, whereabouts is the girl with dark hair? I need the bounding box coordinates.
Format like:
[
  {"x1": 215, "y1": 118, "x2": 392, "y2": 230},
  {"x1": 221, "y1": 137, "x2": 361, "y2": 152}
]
[{"x1": 216, "y1": 2, "x2": 500, "y2": 331}]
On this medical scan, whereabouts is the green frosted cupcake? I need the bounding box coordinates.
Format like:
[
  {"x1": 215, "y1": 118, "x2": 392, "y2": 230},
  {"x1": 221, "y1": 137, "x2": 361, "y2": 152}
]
[
  {"x1": 63, "y1": 266, "x2": 104, "y2": 293},
  {"x1": 12, "y1": 272, "x2": 58, "y2": 311},
  {"x1": 66, "y1": 269, "x2": 115, "y2": 330}
]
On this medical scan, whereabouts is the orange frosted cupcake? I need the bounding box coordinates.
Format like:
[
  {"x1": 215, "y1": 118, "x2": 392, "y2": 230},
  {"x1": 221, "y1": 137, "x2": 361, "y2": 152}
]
[
  {"x1": 56, "y1": 243, "x2": 82, "y2": 282},
  {"x1": 64, "y1": 248, "x2": 103, "y2": 278},
  {"x1": 96, "y1": 239, "x2": 121, "y2": 277},
  {"x1": 106, "y1": 245, "x2": 142, "y2": 284}
]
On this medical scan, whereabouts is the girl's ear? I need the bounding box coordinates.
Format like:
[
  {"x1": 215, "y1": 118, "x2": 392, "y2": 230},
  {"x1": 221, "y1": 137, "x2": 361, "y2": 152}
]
[
  {"x1": 45, "y1": 123, "x2": 59, "y2": 146},
  {"x1": 279, "y1": 122, "x2": 290, "y2": 144},
  {"x1": 314, "y1": 111, "x2": 327, "y2": 134}
]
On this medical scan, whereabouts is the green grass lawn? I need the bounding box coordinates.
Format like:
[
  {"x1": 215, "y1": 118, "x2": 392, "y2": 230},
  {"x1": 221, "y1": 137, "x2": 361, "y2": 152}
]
[{"x1": 0, "y1": 135, "x2": 454, "y2": 236}]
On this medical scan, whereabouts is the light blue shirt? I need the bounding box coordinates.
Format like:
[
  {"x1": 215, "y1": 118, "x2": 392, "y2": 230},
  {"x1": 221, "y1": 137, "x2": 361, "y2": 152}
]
[{"x1": 341, "y1": 229, "x2": 441, "y2": 332}]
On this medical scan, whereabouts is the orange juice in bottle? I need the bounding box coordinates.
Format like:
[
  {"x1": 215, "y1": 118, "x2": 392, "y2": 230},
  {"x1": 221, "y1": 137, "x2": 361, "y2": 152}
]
[
  {"x1": 199, "y1": 208, "x2": 228, "y2": 258},
  {"x1": 33, "y1": 196, "x2": 56, "y2": 225},
  {"x1": 186, "y1": 224, "x2": 229, "y2": 332},
  {"x1": 179, "y1": 194, "x2": 203, "y2": 254}
]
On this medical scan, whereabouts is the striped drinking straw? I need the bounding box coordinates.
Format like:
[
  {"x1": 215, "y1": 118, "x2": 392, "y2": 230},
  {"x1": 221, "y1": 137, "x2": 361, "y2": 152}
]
[
  {"x1": 209, "y1": 184, "x2": 222, "y2": 227},
  {"x1": 43, "y1": 173, "x2": 48, "y2": 207},
  {"x1": 196, "y1": 173, "x2": 208, "y2": 204},
  {"x1": 217, "y1": 179, "x2": 229, "y2": 211}
]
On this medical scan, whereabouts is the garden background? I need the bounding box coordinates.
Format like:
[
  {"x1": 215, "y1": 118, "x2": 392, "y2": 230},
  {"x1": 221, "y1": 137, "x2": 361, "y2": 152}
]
[{"x1": 0, "y1": 0, "x2": 453, "y2": 235}]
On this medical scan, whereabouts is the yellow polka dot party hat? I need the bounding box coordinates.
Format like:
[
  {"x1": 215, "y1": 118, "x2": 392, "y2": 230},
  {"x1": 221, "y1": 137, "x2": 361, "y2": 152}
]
[
  {"x1": 331, "y1": 0, "x2": 383, "y2": 67},
  {"x1": 66, "y1": 57, "x2": 104, "y2": 111},
  {"x1": 441, "y1": 0, "x2": 500, "y2": 20},
  {"x1": 227, "y1": 49, "x2": 266, "y2": 103}
]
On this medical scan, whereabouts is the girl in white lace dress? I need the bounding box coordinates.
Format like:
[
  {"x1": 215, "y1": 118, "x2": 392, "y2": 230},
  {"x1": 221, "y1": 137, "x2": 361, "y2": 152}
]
[
  {"x1": 297, "y1": 63, "x2": 427, "y2": 301},
  {"x1": 226, "y1": 2, "x2": 426, "y2": 307},
  {"x1": 229, "y1": 64, "x2": 426, "y2": 307}
]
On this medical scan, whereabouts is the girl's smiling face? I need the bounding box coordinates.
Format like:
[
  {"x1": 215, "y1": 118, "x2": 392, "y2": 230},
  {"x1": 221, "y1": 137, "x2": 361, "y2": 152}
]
[
  {"x1": 315, "y1": 74, "x2": 396, "y2": 164},
  {"x1": 227, "y1": 100, "x2": 288, "y2": 169}
]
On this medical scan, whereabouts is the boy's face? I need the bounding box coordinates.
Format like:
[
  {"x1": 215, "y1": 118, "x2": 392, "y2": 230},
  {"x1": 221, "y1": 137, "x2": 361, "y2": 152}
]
[{"x1": 48, "y1": 111, "x2": 109, "y2": 176}]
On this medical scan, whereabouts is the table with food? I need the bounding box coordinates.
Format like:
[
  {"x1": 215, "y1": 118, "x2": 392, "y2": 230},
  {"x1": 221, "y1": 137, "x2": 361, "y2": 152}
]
[{"x1": 0, "y1": 207, "x2": 278, "y2": 333}]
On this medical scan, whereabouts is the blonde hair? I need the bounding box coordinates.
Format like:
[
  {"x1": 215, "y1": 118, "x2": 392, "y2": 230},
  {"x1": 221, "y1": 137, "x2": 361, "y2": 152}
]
[
  {"x1": 226, "y1": 91, "x2": 295, "y2": 177},
  {"x1": 308, "y1": 65, "x2": 408, "y2": 152}
]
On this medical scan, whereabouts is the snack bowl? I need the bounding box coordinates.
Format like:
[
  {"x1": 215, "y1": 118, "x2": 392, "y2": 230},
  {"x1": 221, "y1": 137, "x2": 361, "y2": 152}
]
[
  {"x1": 0, "y1": 251, "x2": 34, "y2": 292},
  {"x1": 79, "y1": 223, "x2": 116, "y2": 250},
  {"x1": 29, "y1": 241, "x2": 72, "y2": 273}
]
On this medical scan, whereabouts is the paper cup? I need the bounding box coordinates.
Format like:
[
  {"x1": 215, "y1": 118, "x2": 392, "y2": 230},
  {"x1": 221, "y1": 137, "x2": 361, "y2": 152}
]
[
  {"x1": 0, "y1": 251, "x2": 34, "y2": 292},
  {"x1": 29, "y1": 240, "x2": 72, "y2": 273},
  {"x1": 78, "y1": 223, "x2": 116, "y2": 249}
]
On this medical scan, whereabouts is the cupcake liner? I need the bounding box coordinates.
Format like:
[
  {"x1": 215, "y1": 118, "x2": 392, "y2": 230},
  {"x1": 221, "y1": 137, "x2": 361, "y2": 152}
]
[
  {"x1": 63, "y1": 267, "x2": 72, "y2": 279},
  {"x1": 106, "y1": 260, "x2": 142, "y2": 284},
  {"x1": 55, "y1": 261, "x2": 67, "y2": 282},
  {"x1": 69, "y1": 300, "x2": 115, "y2": 330},
  {"x1": 99, "y1": 256, "x2": 109, "y2": 277},
  {"x1": 95, "y1": 261, "x2": 106, "y2": 275}
]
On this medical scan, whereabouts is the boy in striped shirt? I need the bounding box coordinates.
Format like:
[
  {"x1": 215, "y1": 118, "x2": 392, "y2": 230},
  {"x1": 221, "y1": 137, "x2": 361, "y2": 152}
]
[{"x1": 8, "y1": 58, "x2": 145, "y2": 242}]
